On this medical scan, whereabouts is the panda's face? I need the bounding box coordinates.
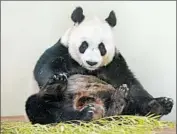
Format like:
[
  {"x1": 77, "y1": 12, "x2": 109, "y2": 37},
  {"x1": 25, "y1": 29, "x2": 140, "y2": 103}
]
[
  {"x1": 61, "y1": 7, "x2": 117, "y2": 71},
  {"x1": 68, "y1": 18, "x2": 116, "y2": 70}
]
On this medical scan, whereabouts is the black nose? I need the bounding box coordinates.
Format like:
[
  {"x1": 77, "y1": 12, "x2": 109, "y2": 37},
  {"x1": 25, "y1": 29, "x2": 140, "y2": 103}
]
[{"x1": 86, "y1": 61, "x2": 98, "y2": 66}]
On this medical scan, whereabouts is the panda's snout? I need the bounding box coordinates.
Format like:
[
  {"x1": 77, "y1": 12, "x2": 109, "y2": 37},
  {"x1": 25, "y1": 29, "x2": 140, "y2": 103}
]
[{"x1": 86, "y1": 61, "x2": 98, "y2": 66}]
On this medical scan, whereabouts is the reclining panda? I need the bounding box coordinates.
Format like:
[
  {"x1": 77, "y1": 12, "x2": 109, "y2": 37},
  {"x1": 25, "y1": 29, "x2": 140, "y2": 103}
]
[{"x1": 25, "y1": 7, "x2": 174, "y2": 124}]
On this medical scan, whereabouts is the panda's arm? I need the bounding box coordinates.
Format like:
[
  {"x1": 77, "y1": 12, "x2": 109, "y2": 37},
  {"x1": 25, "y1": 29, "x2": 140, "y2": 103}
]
[
  {"x1": 26, "y1": 93, "x2": 97, "y2": 124},
  {"x1": 33, "y1": 41, "x2": 70, "y2": 91}
]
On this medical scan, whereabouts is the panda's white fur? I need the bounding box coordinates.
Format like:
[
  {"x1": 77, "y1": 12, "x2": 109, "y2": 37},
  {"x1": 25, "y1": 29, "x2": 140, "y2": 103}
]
[{"x1": 61, "y1": 17, "x2": 116, "y2": 71}]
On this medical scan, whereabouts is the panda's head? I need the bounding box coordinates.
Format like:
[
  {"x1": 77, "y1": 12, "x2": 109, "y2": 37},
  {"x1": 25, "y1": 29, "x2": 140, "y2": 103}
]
[{"x1": 61, "y1": 7, "x2": 117, "y2": 71}]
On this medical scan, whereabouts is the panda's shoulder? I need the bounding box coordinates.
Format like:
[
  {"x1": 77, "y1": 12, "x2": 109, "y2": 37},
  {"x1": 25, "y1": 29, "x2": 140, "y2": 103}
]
[
  {"x1": 109, "y1": 52, "x2": 128, "y2": 68},
  {"x1": 38, "y1": 39, "x2": 68, "y2": 60},
  {"x1": 104, "y1": 52, "x2": 134, "y2": 79},
  {"x1": 34, "y1": 39, "x2": 69, "y2": 71},
  {"x1": 46, "y1": 39, "x2": 69, "y2": 56}
]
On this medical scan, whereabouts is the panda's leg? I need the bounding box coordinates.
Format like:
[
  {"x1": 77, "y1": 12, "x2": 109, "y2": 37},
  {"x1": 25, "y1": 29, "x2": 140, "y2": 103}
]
[
  {"x1": 124, "y1": 84, "x2": 172, "y2": 116},
  {"x1": 25, "y1": 94, "x2": 96, "y2": 124},
  {"x1": 154, "y1": 97, "x2": 174, "y2": 115},
  {"x1": 132, "y1": 97, "x2": 173, "y2": 117},
  {"x1": 34, "y1": 57, "x2": 70, "y2": 95},
  {"x1": 25, "y1": 94, "x2": 62, "y2": 124}
]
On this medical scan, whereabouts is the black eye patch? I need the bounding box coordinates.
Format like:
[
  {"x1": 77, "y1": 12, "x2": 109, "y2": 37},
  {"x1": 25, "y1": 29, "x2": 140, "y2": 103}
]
[
  {"x1": 79, "y1": 41, "x2": 89, "y2": 53},
  {"x1": 98, "y1": 42, "x2": 107, "y2": 56}
]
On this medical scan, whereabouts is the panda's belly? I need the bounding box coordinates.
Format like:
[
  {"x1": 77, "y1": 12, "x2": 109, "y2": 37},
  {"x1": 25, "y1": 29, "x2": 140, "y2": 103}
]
[{"x1": 66, "y1": 74, "x2": 115, "y2": 94}]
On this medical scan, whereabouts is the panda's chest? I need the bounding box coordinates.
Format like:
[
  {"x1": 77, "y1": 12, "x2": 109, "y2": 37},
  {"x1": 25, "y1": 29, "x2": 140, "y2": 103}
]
[
  {"x1": 67, "y1": 56, "x2": 123, "y2": 88},
  {"x1": 67, "y1": 58, "x2": 97, "y2": 75},
  {"x1": 67, "y1": 57, "x2": 87, "y2": 74}
]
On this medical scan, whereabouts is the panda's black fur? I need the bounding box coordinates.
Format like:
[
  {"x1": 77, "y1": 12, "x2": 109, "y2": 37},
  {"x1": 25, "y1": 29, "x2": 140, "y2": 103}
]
[{"x1": 25, "y1": 7, "x2": 173, "y2": 124}]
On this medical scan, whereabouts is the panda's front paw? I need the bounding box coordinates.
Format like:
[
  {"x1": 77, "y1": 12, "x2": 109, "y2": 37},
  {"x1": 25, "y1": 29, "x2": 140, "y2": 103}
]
[
  {"x1": 119, "y1": 84, "x2": 129, "y2": 98},
  {"x1": 48, "y1": 73, "x2": 68, "y2": 85},
  {"x1": 80, "y1": 104, "x2": 95, "y2": 121},
  {"x1": 155, "y1": 97, "x2": 174, "y2": 115},
  {"x1": 47, "y1": 73, "x2": 68, "y2": 92}
]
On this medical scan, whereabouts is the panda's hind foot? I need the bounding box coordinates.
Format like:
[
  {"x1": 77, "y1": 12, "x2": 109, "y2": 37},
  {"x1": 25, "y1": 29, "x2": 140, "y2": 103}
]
[
  {"x1": 147, "y1": 99, "x2": 164, "y2": 116},
  {"x1": 155, "y1": 97, "x2": 174, "y2": 115}
]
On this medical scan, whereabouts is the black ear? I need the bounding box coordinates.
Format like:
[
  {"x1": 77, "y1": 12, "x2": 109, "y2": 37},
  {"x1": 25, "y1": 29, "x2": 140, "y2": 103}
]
[
  {"x1": 71, "y1": 7, "x2": 85, "y2": 24},
  {"x1": 105, "y1": 11, "x2": 117, "y2": 27}
]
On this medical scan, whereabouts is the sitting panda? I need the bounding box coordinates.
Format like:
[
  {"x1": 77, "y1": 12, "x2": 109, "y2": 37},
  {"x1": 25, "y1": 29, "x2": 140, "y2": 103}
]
[{"x1": 25, "y1": 7, "x2": 174, "y2": 124}]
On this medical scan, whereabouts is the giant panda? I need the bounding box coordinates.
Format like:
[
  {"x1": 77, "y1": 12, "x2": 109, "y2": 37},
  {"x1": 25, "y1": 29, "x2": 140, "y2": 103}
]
[{"x1": 25, "y1": 7, "x2": 174, "y2": 124}]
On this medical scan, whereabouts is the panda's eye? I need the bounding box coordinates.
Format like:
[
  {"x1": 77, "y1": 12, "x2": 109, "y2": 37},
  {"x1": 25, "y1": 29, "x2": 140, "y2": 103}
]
[
  {"x1": 79, "y1": 41, "x2": 89, "y2": 53},
  {"x1": 98, "y1": 42, "x2": 107, "y2": 56}
]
